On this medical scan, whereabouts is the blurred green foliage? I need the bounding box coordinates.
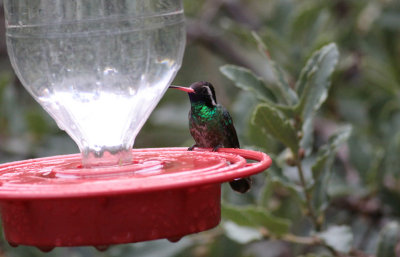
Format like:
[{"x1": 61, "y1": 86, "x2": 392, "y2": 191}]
[{"x1": 1, "y1": 0, "x2": 400, "y2": 256}]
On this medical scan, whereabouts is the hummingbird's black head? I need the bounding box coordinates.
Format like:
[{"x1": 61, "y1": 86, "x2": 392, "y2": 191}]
[{"x1": 188, "y1": 81, "x2": 218, "y2": 107}]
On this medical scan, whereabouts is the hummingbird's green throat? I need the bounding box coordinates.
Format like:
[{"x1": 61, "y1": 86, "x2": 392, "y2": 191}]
[{"x1": 192, "y1": 103, "x2": 216, "y2": 122}]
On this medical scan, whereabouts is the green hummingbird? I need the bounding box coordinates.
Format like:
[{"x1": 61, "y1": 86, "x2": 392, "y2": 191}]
[{"x1": 169, "y1": 81, "x2": 252, "y2": 193}]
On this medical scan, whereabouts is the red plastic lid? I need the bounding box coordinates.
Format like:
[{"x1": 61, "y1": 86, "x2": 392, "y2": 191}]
[{"x1": 0, "y1": 147, "x2": 271, "y2": 199}]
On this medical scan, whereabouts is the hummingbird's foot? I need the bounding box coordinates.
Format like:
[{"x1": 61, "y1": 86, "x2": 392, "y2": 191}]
[
  {"x1": 212, "y1": 144, "x2": 223, "y2": 152},
  {"x1": 188, "y1": 144, "x2": 198, "y2": 151}
]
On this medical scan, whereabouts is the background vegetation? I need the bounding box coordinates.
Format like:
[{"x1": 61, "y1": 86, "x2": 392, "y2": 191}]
[{"x1": 1, "y1": 0, "x2": 400, "y2": 256}]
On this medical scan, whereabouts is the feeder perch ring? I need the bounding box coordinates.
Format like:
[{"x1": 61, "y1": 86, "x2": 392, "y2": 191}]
[{"x1": 0, "y1": 147, "x2": 271, "y2": 249}]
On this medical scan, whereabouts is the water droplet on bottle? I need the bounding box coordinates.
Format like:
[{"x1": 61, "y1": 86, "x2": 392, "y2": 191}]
[{"x1": 103, "y1": 67, "x2": 118, "y2": 76}]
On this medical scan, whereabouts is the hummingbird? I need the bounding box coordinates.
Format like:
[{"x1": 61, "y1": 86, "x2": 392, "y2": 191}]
[{"x1": 169, "y1": 81, "x2": 252, "y2": 193}]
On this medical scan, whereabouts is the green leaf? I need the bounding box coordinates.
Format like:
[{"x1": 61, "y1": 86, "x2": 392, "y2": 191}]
[
  {"x1": 311, "y1": 125, "x2": 352, "y2": 213},
  {"x1": 318, "y1": 225, "x2": 353, "y2": 253},
  {"x1": 261, "y1": 156, "x2": 306, "y2": 204},
  {"x1": 245, "y1": 208, "x2": 290, "y2": 235},
  {"x1": 220, "y1": 64, "x2": 296, "y2": 117},
  {"x1": 220, "y1": 65, "x2": 278, "y2": 103},
  {"x1": 221, "y1": 203, "x2": 255, "y2": 227},
  {"x1": 251, "y1": 31, "x2": 298, "y2": 105},
  {"x1": 252, "y1": 103, "x2": 299, "y2": 153},
  {"x1": 312, "y1": 125, "x2": 352, "y2": 179},
  {"x1": 270, "y1": 177, "x2": 305, "y2": 203},
  {"x1": 294, "y1": 43, "x2": 339, "y2": 156},
  {"x1": 376, "y1": 221, "x2": 400, "y2": 257},
  {"x1": 221, "y1": 204, "x2": 291, "y2": 236},
  {"x1": 299, "y1": 116, "x2": 314, "y2": 156},
  {"x1": 295, "y1": 43, "x2": 339, "y2": 120},
  {"x1": 260, "y1": 174, "x2": 305, "y2": 209}
]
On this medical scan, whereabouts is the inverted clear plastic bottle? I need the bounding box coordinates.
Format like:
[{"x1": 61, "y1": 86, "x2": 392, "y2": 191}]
[{"x1": 4, "y1": 0, "x2": 186, "y2": 167}]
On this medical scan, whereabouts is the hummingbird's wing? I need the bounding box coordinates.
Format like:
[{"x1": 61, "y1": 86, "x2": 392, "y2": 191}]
[{"x1": 219, "y1": 105, "x2": 240, "y2": 148}]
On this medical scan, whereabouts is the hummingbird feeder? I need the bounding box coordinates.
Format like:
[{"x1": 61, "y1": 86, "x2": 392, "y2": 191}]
[{"x1": 0, "y1": 0, "x2": 271, "y2": 251}]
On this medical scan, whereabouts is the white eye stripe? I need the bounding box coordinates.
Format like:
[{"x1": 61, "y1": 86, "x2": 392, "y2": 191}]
[{"x1": 206, "y1": 86, "x2": 216, "y2": 105}]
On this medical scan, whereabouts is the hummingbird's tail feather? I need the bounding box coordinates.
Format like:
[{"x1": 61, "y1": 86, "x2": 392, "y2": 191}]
[{"x1": 229, "y1": 177, "x2": 252, "y2": 193}]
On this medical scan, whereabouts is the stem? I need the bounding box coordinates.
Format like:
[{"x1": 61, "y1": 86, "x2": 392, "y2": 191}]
[
  {"x1": 272, "y1": 233, "x2": 341, "y2": 257},
  {"x1": 281, "y1": 233, "x2": 320, "y2": 245},
  {"x1": 295, "y1": 157, "x2": 322, "y2": 231}
]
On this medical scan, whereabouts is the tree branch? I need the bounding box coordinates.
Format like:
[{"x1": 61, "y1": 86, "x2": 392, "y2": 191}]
[
  {"x1": 186, "y1": 19, "x2": 257, "y2": 71},
  {"x1": 295, "y1": 158, "x2": 322, "y2": 232}
]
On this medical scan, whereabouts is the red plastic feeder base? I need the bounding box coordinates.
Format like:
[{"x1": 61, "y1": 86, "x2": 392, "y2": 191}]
[{"x1": 0, "y1": 148, "x2": 271, "y2": 249}]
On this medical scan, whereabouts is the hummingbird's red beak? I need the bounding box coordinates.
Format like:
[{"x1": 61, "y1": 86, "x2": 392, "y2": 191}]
[{"x1": 169, "y1": 85, "x2": 195, "y2": 93}]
